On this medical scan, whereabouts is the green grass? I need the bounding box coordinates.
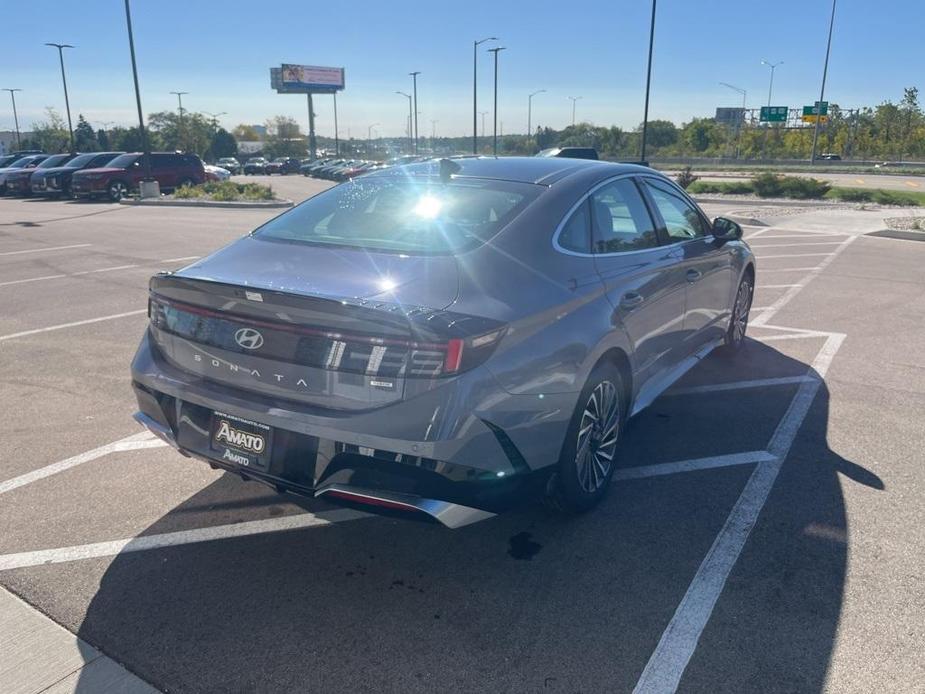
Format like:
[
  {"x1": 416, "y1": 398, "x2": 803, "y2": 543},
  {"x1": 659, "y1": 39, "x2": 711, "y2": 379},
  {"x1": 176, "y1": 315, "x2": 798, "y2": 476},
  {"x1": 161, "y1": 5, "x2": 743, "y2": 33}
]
[
  {"x1": 825, "y1": 187, "x2": 925, "y2": 206},
  {"x1": 173, "y1": 181, "x2": 276, "y2": 202}
]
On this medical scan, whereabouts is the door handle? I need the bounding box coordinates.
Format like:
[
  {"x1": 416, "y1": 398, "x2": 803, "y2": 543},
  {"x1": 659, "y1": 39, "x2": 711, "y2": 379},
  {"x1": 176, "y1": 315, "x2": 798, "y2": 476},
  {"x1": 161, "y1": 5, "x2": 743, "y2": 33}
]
[
  {"x1": 620, "y1": 291, "x2": 644, "y2": 309},
  {"x1": 686, "y1": 268, "x2": 703, "y2": 283}
]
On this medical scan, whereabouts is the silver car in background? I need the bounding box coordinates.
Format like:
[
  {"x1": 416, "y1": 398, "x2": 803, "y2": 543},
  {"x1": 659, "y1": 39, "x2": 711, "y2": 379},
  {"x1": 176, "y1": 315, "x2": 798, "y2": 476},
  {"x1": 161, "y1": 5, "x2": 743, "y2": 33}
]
[{"x1": 132, "y1": 157, "x2": 755, "y2": 527}]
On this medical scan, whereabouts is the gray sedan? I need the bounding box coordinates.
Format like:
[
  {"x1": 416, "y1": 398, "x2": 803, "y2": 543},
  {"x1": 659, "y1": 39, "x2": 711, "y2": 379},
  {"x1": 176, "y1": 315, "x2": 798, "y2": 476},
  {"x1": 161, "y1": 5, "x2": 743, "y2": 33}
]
[{"x1": 131, "y1": 157, "x2": 755, "y2": 527}]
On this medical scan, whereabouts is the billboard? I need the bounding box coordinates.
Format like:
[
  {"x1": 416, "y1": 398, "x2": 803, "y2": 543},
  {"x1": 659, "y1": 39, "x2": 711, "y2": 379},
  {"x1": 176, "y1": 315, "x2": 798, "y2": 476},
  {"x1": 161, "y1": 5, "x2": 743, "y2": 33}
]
[
  {"x1": 280, "y1": 64, "x2": 345, "y2": 93},
  {"x1": 714, "y1": 107, "x2": 745, "y2": 126}
]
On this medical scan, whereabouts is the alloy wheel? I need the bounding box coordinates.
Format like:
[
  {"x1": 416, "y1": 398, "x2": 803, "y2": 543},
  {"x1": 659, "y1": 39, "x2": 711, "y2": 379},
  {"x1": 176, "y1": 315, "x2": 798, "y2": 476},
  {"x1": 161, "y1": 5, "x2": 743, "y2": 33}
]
[
  {"x1": 731, "y1": 279, "x2": 753, "y2": 345},
  {"x1": 575, "y1": 380, "x2": 620, "y2": 493},
  {"x1": 109, "y1": 181, "x2": 127, "y2": 201}
]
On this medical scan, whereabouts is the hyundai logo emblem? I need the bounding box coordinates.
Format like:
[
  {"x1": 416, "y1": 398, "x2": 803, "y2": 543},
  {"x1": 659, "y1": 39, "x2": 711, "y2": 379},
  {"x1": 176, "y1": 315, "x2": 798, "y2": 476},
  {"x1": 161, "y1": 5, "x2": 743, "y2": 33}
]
[{"x1": 234, "y1": 328, "x2": 264, "y2": 350}]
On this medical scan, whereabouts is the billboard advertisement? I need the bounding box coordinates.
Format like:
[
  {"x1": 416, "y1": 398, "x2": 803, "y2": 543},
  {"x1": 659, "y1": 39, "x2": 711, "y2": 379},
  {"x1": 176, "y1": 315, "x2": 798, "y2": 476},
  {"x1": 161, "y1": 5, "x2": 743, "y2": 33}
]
[{"x1": 280, "y1": 64, "x2": 345, "y2": 92}]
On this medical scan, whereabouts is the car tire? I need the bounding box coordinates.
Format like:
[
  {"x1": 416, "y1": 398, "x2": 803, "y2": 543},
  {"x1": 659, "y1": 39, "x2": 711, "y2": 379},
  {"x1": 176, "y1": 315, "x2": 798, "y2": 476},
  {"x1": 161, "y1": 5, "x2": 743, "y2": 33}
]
[
  {"x1": 107, "y1": 180, "x2": 128, "y2": 202},
  {"x1": 548, "y1": 362, "x2": 625, "y2": 514},
  {"x1": 721, "y1": 273, "x2": 753, "y2": 354}
]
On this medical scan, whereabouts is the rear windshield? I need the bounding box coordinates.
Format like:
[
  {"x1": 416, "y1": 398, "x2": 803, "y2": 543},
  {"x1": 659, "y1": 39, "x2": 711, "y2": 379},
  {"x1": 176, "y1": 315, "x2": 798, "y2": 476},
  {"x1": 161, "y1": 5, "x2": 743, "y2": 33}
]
[
  {"x1": 105, "y1": 154, "x2": 140, "y2": 168},
  {"x1": 253, "y1": 175, "x2": 540, "y2": 254}
]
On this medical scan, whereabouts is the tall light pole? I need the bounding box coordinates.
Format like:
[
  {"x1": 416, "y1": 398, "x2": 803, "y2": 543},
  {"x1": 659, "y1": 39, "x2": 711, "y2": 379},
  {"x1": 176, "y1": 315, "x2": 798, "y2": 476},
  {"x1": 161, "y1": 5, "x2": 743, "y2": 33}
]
[
  {"x1": 45, "y1": 43, "x2": 75, "y2": 152},
  {"x1": 332, "y1": 92, "x2": 339, "y2": 156},
  {"x1": 367, "y1": 122, "x2": 379, "y2": 158},
  {"x1": 396, "y1": 91, "x2": 413, "y2": 153},
  {"x1": 472, "y1": 36, "x2": 497, "y2": 154},
  {"x1": 203, "y1": 111, "x2": 225, "y2": 130},
  {"x1": 409, "y1": 71, "x2": 420, "y2": 154},
  {"x1": 479, "y1": 111, "x2": 488, "y2": 138},
  {"x1": 567, "y1": 96, "x2": 582, "y2": 126},
  {"x1": 123, "y1": 0, "x2": 154, "y2": 192},
  {"x1": 170, "y1": 91, "x2": 188, "y2": 151},
  {"x1": 488, "y1": 46, "x2": 505, "y2": 156},
  {"x1": 431, "y1": 119, "x2": 438, "y2": 140},
  {"x1": 2, "y1": 89, "x2": 22, "y2": 150},
  {"x1": 639, "y1": 0, "x2": 657, "y2": 163},
  {"x1": 761, "y1": 59, "x2": 783, "y2": 107},
  {"x1": 810, "y1": 0, "x2": 837, "y2": 163},
  {"x1": 527, "y1": 89, "x2": 545, "y2": 142},
  {"x1": 720, "y1": 82, "x2": 747, "y2": 159}
]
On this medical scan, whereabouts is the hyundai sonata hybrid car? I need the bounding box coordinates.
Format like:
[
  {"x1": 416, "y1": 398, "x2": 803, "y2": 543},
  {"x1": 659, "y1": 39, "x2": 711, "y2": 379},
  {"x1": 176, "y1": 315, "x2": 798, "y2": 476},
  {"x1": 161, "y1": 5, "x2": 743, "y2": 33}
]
[{"x1": 132, "y1": 157, "x2": 755, "y2": 528}]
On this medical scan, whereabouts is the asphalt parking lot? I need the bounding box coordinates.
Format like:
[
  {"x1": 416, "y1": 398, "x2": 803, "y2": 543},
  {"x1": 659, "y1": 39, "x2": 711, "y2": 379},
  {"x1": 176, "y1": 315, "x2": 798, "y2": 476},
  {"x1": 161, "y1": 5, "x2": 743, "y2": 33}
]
[{"x1": 1, "y1": 182, "x2": 923, "y2": 693}]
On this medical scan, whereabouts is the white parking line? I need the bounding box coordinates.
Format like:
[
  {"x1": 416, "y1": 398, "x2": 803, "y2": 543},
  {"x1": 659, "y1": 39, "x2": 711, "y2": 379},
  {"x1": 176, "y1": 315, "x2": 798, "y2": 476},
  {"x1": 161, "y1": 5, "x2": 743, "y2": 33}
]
[
  {"x1": 633, "y1": 331, "x2": 844, "y2": 693},
  {"x1": 0, "y1": 309, "x2": 147, "y2": 342},
  {"x1": 758, "y1": 283, "x2": 799, "y2": 289},
  {"x1": 0, "y1": 264, "x2": 140, "y2": 288},
  {"x1": 760, "y1": 266, "x2": 821, "y2": 272},
  {"x1": 0, "y1": 509, "x2": 369, "y2": 572},
  {"x1": 613, "y1": 451, "x2": 775, "y2": 481},
  {"x1": 666, "y1": 375, "x2": 812, "y2": 397},
  {"x1": 750, "y1": 242, "x2": 844, "y2": 248},
  {"x1": 752, "y1": 236, "x2": 856, "y2": 327},
  {"x1": 0, "y1": 244, "x2": 92, "y2": 257},
  {"x1": 159, "y1": 255, "x2": 200, "y2": 263},
  {"x1": 0, "y1": 433, "x2": 164, "y2": 496},
  {"x1": 754, "y1": 252, "x2": 836, "y2": 260}
]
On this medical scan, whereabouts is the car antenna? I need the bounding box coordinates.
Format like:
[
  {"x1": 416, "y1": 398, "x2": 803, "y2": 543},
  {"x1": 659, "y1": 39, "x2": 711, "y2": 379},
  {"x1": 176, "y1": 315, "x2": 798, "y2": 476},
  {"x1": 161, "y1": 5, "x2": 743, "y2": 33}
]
[{"x1": 439, "y1": 158, "x2": 461, "y2": 183}]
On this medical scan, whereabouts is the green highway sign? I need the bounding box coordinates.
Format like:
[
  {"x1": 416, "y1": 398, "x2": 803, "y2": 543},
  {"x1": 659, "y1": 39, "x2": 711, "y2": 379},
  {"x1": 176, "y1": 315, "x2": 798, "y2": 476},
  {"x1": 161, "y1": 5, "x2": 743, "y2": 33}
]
[
  {"x1": 802, "y1": 102, "x2": 829, "y2": 116},
  {"x1": 760, "y1": 106, "x2": 788, "y2": 122}
]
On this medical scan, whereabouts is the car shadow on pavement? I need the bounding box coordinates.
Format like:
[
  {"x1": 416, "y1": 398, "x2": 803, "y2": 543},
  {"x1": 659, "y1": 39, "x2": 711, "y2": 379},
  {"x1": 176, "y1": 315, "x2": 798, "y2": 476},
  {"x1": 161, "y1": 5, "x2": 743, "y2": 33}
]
[{"x1": 71, "y1": 341, "x2": 882, "y2": 693}]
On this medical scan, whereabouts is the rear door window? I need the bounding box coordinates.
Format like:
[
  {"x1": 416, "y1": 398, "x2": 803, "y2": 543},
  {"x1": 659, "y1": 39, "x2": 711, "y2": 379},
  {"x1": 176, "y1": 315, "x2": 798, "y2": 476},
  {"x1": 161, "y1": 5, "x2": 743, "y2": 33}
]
[{"x1": 589, "y1": 179, "x2": 659, "y2": 253}]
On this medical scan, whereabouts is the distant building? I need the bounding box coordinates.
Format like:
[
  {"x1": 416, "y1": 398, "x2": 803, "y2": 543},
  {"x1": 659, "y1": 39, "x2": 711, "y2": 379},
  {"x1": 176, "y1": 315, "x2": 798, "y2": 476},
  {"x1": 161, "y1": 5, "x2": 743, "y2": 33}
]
[{"x1": 250, "y1": 125, "x2": 267, "y2": 138}]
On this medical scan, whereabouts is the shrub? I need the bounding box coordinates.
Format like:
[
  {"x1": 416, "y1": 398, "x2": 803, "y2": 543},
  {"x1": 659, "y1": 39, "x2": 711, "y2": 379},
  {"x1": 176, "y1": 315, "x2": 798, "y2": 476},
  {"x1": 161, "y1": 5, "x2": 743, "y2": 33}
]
[
  {"x1": 830, "y1": 188, "x2": 873, "y2": 203},
  {"x1": 871, "y1": 190, "x2": 918, "y2": 206},
  {"x1": 687, "y1": 180, "x2": 754, "y2": 195},
  {"x1": 675, "y1": 166, "x2": 699, "y2": 190},
  {"x1": 751, "y1": 174, "x2": 830, "y2": 199},
  {"x1": 173, "y1": 180, "x2": 275, "y2": 201},
  {"x1": 173, "y1": 184, "x2": 204, "y2": 199}
]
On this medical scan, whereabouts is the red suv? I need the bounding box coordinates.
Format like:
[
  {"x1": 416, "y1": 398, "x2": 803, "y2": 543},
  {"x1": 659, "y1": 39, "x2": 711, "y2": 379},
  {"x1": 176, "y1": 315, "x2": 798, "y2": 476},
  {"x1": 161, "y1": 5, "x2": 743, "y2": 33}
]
[{"x1": 71, "y1": 152, "x2": 205, "y2": 201}]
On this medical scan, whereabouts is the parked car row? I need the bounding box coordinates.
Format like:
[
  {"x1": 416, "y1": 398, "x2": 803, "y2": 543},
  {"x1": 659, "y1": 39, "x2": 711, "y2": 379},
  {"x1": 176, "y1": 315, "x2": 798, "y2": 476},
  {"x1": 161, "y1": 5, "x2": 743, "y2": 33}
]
[
  {"x1": 300, "y1": 158, "x2": 392, "y2": 181},
  {"x1": 0, "y1": 151, "x2": 208, "y2": 201}
]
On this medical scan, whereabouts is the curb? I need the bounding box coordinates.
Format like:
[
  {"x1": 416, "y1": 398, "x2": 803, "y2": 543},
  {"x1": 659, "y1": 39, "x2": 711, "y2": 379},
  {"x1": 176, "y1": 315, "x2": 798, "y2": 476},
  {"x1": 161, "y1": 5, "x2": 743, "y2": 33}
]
[
  {"x1": 691, "y1": 196, "x2": 841, "y2": 208},
  {"x1": 119, "y1": 198, "x2": 293, "y2": 209}
]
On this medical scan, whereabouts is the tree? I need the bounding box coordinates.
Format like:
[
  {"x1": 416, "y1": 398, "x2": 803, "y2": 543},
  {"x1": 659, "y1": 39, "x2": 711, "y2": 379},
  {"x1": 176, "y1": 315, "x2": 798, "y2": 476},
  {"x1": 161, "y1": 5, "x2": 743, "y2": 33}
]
[
  {"x1": 264, "y1": 116, "x2": 305, "y2": 157},
  {"x1": 638, "y1": 119, "x2": 678, "y2": 150},
  {"x1": 900, "y1": 87, "x2": 921, "y2": 160},
  {"x1": 74, "y1": 115, "x2": 99, "y2": 152},
  {"x1": 233, "y1": 124, "x2": 260, "y2": 141},
  {"x1": 30, "y1": 107, "x2": 70, "y2": 153},
  {"x1": 147, "y1": 110, "x2": 212, "y2": 156},
  {"x1": 208, "y1": 128, "x2": 237, "y2": 160},
  {"x1": 96, "y1": 129, "x2": 110, "y2": 150},
  {"x1": 110, "y1": 126, "x2": 162, "y2": 153}
]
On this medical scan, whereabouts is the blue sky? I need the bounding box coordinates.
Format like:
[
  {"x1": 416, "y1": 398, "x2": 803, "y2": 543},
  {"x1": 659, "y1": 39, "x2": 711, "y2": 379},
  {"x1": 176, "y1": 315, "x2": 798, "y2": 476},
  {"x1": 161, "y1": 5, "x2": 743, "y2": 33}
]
[{"x1": 3, "y1": 1, "x2": 922, "y2": 139}]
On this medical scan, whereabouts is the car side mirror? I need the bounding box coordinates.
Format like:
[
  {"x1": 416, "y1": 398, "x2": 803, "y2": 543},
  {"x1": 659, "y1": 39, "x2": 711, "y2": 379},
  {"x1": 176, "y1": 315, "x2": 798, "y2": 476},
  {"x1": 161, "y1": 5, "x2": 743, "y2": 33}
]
[{"x1": 712, "y1": 217, "x2": 743, "y2": 241}]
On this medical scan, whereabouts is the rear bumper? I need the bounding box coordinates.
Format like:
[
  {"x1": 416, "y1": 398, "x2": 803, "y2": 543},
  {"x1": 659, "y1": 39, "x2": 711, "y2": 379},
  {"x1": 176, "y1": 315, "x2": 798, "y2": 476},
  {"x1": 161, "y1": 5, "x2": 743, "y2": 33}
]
[{"x1": 131, "y1": 329, "x2": 575, "y2": 521}]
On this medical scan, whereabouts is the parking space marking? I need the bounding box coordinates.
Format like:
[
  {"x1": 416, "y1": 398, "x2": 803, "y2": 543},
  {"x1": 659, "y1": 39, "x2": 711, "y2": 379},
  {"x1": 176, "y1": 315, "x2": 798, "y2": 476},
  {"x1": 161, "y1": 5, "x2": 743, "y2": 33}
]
[
  {"x1": 666, "y1": 375, "x2": 811, "y2": 397},
  {"x1": 755, "y1": 233, "x2": 847, "y2": 239},
  {"x1": 758, "y1": 283, "x2": 800, "y2": 289},
  {"x1": 760, "y1": 266, "x2": 822, "y2": 272},
  {"x1": 754, "y1": 252, "x2": 835, "y2": 259},
  {"x1": 752, "y1": 236, "x2": 856, "y2": 327},
  {"x1": 159, "y1": 255, "x2": 200, "y2": 263},
  {"x1": 0, "y1": 309, "x2": 147, "y2": 342},
  {"x1": 613, "y1": 451, "x2": 775, "y2": 481},
  {"x1": 0, "y1": 433, "x2": 163, "y2": 496},
  {"x1": 0, "y1": 508, "x2": 369, "y2": 572},
  {"x1": 750, "y1": 242, "x2": 844, "y2": 248},
  {"x1": 0, "y1": 244, "x2": 92, "y2": 257},
  {"x1": 0, "y1": 264, "x2": 141, "y2": 288},
  {"x1": 633, "y1": 331, "x2": 844, "y2": 694}
]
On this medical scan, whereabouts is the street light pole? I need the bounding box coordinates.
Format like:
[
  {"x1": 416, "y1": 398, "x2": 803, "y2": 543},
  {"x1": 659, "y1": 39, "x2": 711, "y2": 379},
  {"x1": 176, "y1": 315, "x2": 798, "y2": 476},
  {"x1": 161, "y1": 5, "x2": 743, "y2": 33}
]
[
  {"x1": 472, "y1": 36, "x2": 497, "y2": 154},
  {"x1": 527, "y1": 89, "x2": 545, "y2": 143},
  {"x1": 810, "y1": 0, "x2": 837, "y2": 163},
  {"x1": 203, "y1": 111, "x2": 226, "y2": 131},
  {"x1": 487, "y1": 47, "x2": 506, "y2": 156},
  {"x1": 431, "y1": 120, "x2": 438, "y2": 140},
  {"x1": 639, "y1": 0, "x2": 657, "y2": 163},
  {"x1": 568, "y1": 96, "x2": 582, "y2": 126},
  {"x1": 720, "y1": 82, "x2": 747, "y2": 159},
  {"x1": 396, "y1": 91, "x2": 413, "y2": 153},
  {"x1": 409, "y1": 71, "x2": 420, "y2": 154},
  {"x1": 761, "y1": 59, "x2": 783, "y2": 106},
  {"x1": 367, "y1": 122, "x2": 379, "y2": 158},
  {"x1": 333, "y1": 92, "x2": 339, "y2": 156},
  {"x1": 2, "y1": 89, "x2": 22, "y2": 150},
  {"x1": 123, "y1": 0, "x2": 154, "y2": 192},
  {"x1": 170, "y1": 91, "x2": 188, "y2": 151},
  {"x1": 480, "y1": 111, "x2": 488, "y2": 138},
  {"x1": 45, "y1": 43, "x2": 75, "y2": 152}
]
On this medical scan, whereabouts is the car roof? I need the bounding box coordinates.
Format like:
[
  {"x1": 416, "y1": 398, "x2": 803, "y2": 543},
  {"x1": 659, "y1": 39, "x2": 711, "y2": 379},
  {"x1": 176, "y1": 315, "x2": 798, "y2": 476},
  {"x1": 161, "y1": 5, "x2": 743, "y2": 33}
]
[{"x1": 370, "y1": 156, "x2": 651, "y2": 186}]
